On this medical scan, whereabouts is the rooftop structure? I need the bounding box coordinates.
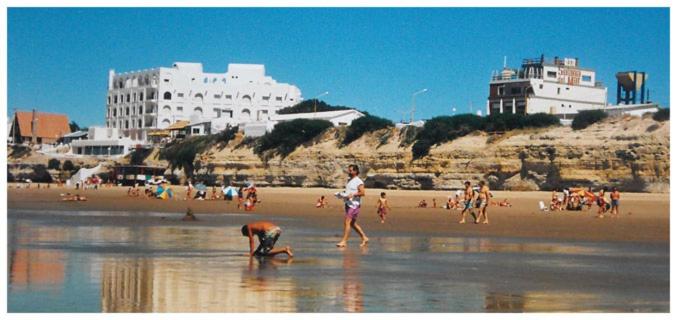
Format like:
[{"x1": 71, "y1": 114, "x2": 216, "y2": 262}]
[
  {"x1": 487, "y1": 55, "x2": 608, "y2": 117},
  {"x1": 9, "y1": 110, "x2": 70, "y2": 144}
]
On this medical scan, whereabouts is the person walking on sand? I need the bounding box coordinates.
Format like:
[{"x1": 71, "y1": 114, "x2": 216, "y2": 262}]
[
  {"x1": 458, "y1": 181, "x2": 475, "y2": 224},
  {"x1": 610, "y1": 187, "x2": 621, "y2": 218},
  {"x1": 475, "y1": 181, "x2": 491, "y2": 224},
  {"x1": 241, "y1": 221, "x2": 293, "y2": 257},
  {"x1": 596, "y1": 188, "x2": 609, "y2": 218},
  {"x1": 376, "y1": 192, "x2": 391, "y2": 224},
  {"x1": 336, "y1": 164, "x2": 369, "y2": 247}
]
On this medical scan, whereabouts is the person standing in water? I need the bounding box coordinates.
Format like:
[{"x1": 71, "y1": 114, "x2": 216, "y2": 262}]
[
  {"x1": 376, "y1": 192, "x2": 391, "y2": 224},
  {"x1": 336, "y1": 164, "x2": 369, "y2": 247}
]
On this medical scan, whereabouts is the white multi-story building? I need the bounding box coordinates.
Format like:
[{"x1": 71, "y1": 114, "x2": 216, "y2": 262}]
[
  {"x1": 487, "y1": 55, "x2": 608, "y2": 117},
  {"x1": 106, "y1": 62, "x2": 303, "y2": 140}
]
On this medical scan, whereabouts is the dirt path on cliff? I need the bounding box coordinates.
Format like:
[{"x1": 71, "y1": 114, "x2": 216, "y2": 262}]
[{"x1": 7, "y1": 185, "x2": 668, "y2": 244}]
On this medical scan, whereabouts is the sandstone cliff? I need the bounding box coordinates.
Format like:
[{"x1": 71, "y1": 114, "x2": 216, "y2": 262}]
[
  {"x1": 8, "y1": 116, "x2": 669, "y2": 192},
  {"x1": 170, "y1": 115, "x2": 669, "y2": 192}
]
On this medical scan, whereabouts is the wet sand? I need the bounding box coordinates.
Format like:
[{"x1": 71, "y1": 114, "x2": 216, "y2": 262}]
[
  {"x1": 7, "y1": 184, "x2": 669, "y2": 244},
  {"x1": 8, "y1": 209, "x2": 669, "y2": 312}
]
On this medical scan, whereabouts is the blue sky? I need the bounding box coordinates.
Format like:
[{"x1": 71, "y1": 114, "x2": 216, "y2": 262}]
[{"x1": 8, "y1": 7, "x2": 670, "y2": 127}]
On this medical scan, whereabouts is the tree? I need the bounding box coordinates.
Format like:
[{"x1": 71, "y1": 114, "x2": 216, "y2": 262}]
[
  {"x1": 69, "y1": 121, "x2": 88, "y2": 132},
  {"x1": 48, "y1": 158, "x2": 61, "y2": 170},
  {"x1": 62, "y1": 160, "x2": 76, "y2": 172}
]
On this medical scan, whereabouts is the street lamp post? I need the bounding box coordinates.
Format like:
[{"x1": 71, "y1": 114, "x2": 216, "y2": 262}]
[
  {"x1": 313, "y1": 91, "x2": 330, "y2": 114},
  {"x1": 410, "y1": 88, "x2": 428, "y2": 123}
]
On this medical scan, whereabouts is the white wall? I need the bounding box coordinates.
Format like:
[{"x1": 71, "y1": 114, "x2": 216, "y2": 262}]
[{"x1": 106, "y1": 62, "x2": 303, "y2": 137}]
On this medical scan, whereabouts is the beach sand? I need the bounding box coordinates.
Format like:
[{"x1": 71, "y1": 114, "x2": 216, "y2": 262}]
[{"x1": 7, "y1": 184, "x2": 669, "y2": 244}]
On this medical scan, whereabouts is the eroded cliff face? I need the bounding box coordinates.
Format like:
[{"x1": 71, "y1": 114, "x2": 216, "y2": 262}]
[{"x1": 154, "y1": 116, "x2": 669, "y2": 192}]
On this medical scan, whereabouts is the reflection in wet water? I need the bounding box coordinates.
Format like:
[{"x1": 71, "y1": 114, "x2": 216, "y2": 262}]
[{"x1": 7, "y1": 210, "x2": 670, "y2": 312}]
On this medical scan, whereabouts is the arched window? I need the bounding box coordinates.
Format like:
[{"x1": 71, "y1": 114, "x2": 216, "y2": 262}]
[
  {"x1": 241, "y1": 109, "x2": 251, "y2": 120},
  {"x1": 139, "y1": 106, "x2": 143, "y2": 114},
  {"x1": 138, "y1": 119, "x2": 142, "y2": 128},
  {"x1": 125, "y1": 120, "x2": 129, "y2": 129},
  {"x1": 242, "y1": 95, "x2": 252, "y2": 105},
  {"x1": 113, "y1": 109, "x2": 117, "y2": 117},
  {"x1": 161, "y1": 119, "x2": 171, "y2": 127},
  {"x1": 163, "y1": 105, "x2": 172, "y2": 113},
  {"x1": 193, "y1": 107, "x2": 203, "y2": 117},
  {"x1": 194, "y1": 93, "x2": 204, "y2": 102},
  {"x1": 163, "y1": 92, "x2": 172, "y2": 100},
  {"x1": 126, "y1": 107, "x2": 130, "y2": 116}
]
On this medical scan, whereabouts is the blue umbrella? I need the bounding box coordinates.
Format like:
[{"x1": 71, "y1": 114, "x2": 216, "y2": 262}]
[
  {"x1": 195, "y1": 183, "x2": 207, "y2": 192},
  {"x1": 222, "y1": 186, "x2": 237, "y2": 197}
]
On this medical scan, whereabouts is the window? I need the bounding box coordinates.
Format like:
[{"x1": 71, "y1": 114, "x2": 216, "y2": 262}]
[
  {"x1": 113, "y1": 109, "x2": 117, "y2": 117},
  {"x1": 225, "y1": 95, "x2": 232, "y2": 99},
  {"x1": 139, "y1": 92, "x2": 144, "y2": 101},
  {"x1": 539, "y1": 84, "x2": 543, "y2": 89},
  {"x1": 177, "y1": 106, "x2": 183, "y2": 112},
  {"x1": 547, "y1": 71, "x2": 557, "y2": 78},
  {"x1": 163, "y1": 92, "x2": 172, "y2": 100},
  {"x1": 275, "y1": 96, "x2": 283, "y2": 101},
  {"x1": 125, "y1": 120, "x2": 129, "y2": 129},
  {"x1": 114, "y1": 96, "x2": 118, "y2": 104},
  {"x1": 139, "y1": 106, "x2": 143, "y2": 114},
  {"x1": 133, "y1": 93, "x2": 137, "y2": 102},
  {"x1": 192, "y1": 128, "x2": 200, "y2": 134},
  {"x1": 126, "y1": 107, "x2": 130, "y2": 116},
  {"x1": 138, "y1": 119, "x2": 142, "y2": 128},
  {"x1": 127, "y1": 94, "x2": 131, "y2": 102},
  {"x1": 178, "y1": 93, "x2": 184, "y2": 98},
  {"x1": 215, "y1": 109, "x2": 221, "y2": 118},
  {"x1": 107, "y1": 96, "x2": 111, "y2": 105},
  {"x1": 557, "y1": 88, "x2": 561, "y2": 94},
  {"x1": 203, "y1": 77, "x2": 208, "y2": 83},
  {"x1": 262, "y1": 96, "x2": 270, "y2": 100},
  {"x1": 163, "y1": 79, "x2": 169, "y2": 82},
  {"x1": 497, "y1": 86, "x2": 505, "y2": 96},
  {"x1": 582, "y1": 75, "x2": 592, "y2": 82},
  {"x1": 214, "y1": 94, "x2": 222, "y2": 99},
  {"x1": 510, "y1": 87, "x2": 522, "y2": 95}
]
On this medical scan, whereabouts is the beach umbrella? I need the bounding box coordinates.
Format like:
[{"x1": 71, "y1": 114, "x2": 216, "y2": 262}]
[
  {"x1": 222, "y1": 186, "x2": 237, "y2": 197},
  {"x1": 195, "y1": 183, "x2": 207, "y2": 192}
]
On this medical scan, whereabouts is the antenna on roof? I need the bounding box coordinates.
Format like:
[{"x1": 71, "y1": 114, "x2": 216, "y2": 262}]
[{"x1": 503, "y1": 56, "x2": 507, "y2": 68}]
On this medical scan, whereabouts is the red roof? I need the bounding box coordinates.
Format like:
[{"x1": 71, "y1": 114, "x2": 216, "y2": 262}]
[{"x1": 13, "y1": 111, "x2": 71, "y2": 139}]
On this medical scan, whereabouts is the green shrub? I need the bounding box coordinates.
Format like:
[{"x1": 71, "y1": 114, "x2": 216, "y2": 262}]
[
  {"x1": 412, "y1": 113, "x2": 560, "y2": 158},
  {"x1": 342, "y1": 115, "x2": 394, "y2": 145},
  {"x1": 653, "y1": 108, "x2": 669, "y2": 122},
  {"x1": 47, "y1": 158, "x2": 61, "y2": 170},
  {"x1": 62, "y1": 160, "x2": 76, "y2": 172},
  {"x1": 277, "y1": 99, "x2": 352, "y2": 114},
  {"x1": 572, "y1": 110, "x2": 608, "y2": 130},
  {"x1": 399, "y1": 125, "x2": 421, "y2": 147},
  {"x1": 159, "y1": 127, "x2": 238, "y2": 177},
  {"x1": 255, "y1": 119, "x2": 333, "y2": 156}
]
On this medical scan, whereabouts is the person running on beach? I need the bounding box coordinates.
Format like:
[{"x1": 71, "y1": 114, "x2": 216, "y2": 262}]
[
  {"x1": 458, "y1": 181, "x2": 475, "y2": 224},
  {"x1": 376, "y1": 192, "x2": 391, "y2": 224},
  {"x1": 336, "y1": 164, "x2": 369, "y2": 247},
  {"x1": 475, "y1": 181, "x2": 491, "y2": 224},
  {"x1": 610, "y1": 187, "x2": 621, "y2": 218},
  {"x1": 241, "y1": 221, "x2": 293, "y2": 257}
]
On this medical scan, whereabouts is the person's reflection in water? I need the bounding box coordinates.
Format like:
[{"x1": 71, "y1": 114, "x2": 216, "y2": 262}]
[
  {"x1": 244, "y1": 256, "x2": 294, "y2": 291},
  {"x1": 340, "y1": 247, "x2": 366, "y2": 312}
]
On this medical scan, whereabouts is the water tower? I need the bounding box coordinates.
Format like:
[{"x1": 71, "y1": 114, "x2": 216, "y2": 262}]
[{"x1": 616, "y1": 71, "x2": 648, "y2": 105}]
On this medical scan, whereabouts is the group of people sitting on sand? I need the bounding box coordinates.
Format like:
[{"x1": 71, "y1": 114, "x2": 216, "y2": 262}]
[
  {"x1": 548, "y1": 186, "x2": 621, "y2": 218},
  {"x1": 60, "y1": 193, "x2": 87, "y2": 201}
]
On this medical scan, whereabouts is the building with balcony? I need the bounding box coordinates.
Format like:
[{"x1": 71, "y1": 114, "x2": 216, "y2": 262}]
[
  {"x1": 106, "y1": 62, "x2": 303, "y2": 140},
  {"x1": 487, "y1": 55, "x2": 608, "y2": 118}
]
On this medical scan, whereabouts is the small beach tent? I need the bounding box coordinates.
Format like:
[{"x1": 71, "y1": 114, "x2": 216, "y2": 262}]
[
  {"x1": 222, "y1": 186, "x2": 237, "y2": 197},
  {"x1": 69, "y1": 164, "x2": 104, "y2": 186},
  {"x1": 157, "y1": 186, "x2": 173, "y2": 200}
]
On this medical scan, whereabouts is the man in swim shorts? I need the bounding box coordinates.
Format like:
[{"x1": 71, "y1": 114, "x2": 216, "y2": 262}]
[{"x1": 241, "y1": 221, "x2": 293, "y2": 257}]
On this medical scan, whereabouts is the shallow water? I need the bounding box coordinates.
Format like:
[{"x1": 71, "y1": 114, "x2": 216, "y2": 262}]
[{"x1": 7, "y1": 209, "x2": 669, "y2": 312}]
